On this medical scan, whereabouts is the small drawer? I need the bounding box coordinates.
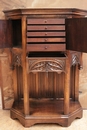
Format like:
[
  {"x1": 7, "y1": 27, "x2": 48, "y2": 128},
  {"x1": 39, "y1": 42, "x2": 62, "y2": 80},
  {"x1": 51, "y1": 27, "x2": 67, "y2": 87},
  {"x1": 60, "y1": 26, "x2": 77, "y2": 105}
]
[
  {"x1": 27, "y1": 18, "x2": 65, "y2": 25},
  {"x1": 27, "y1": 38, "x2": 65, "y2": 43},
  {"x1": 27, "y1": 32, "x2": 66, "y2": 37},
  {"x1": 27, "y1": 25, "x2": 65, "y2": 31},
  {"x1": 27, "y1": 44, "x2": 66, "y2": 52},
  {"x1": 27, "y1": 52, "x2": 66, "y2": 73}
]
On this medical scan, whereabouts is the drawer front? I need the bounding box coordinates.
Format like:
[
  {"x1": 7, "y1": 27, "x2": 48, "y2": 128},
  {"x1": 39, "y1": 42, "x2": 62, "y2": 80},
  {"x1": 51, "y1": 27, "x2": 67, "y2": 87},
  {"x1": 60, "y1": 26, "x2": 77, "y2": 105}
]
[
  {"x1": 27, "y1": 32, "x2": 66, "y2": 37},
  {"x1": 27, "y1": 25, "x2": 65, "y2": 31},
  {"x1": 27, "y1": 18, "x2": 65, "y2": 25},
  {"x1": 27, "y1": 44, "x2": 66, "y2": 52},
  {"x1": 27, "y1": 57, "x2": 66, "y2": 73},
  {"x1": 27, "y1": 38, "x2": 65, "y2": 43}
]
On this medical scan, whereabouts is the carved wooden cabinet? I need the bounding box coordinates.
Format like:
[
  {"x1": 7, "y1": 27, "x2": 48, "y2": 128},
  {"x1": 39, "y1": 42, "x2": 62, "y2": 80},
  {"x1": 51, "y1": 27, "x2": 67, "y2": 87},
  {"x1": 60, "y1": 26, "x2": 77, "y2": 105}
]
[{"x1": 1, "y1": 8, "x2": 87, "y2": 127}]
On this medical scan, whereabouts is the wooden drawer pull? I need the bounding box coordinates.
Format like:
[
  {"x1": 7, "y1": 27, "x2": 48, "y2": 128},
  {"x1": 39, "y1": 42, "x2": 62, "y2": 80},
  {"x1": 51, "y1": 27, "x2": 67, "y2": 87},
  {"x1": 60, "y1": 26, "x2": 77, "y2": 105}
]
[
  {"x1": 44, "y1": 20, "x2": 47, "y2": 23},
  {"x1": 45, "y1": 27, "x2": 48, "y2": 30},
  {"x1": 45, "y1": 33, "x2": 47, "y2": 36},
  {"x1": 44, "y1": 46, "x2": 48, "y2": 49},
  {"x1": 44, "y1": 39, "x2": 47, "y2": 42}
]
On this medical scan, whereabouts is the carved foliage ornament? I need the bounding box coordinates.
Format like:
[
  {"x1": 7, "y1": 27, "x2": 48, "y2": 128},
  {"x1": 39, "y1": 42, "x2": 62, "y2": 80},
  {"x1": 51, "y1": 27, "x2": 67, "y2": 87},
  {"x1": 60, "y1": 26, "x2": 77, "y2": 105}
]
[
  {"x1": 27, "y1": 58, "x2": 66, "y2": 74},
  {"x1": 72, "y1": 54, "x2": 80, "y2": 66},
  {"x1": 12, "y1": 53, "x2": 22, "y2": 67},
  {"x1": 71, "y1": 52, "x2": 82, "y2": 69}
]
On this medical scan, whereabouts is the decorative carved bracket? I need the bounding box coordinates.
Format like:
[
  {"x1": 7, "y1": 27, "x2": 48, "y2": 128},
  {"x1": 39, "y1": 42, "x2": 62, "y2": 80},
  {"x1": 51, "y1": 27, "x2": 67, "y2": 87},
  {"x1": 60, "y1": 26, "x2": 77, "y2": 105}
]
[
  {"x1": 27, "y1": 58, "x2": 66, "y2": 74},
  {"x1": 12, "y1": 53, "x2": 22, "y2": 66},
  {"x1": 72, "y1": 54, "x2": 80, "y2": 66},
  {"x1": 11, "y1": 48, "x2": 22, "y2": 69},
  {"x1": 71, "y1": 52, "x2": 83, "y2": 70}
]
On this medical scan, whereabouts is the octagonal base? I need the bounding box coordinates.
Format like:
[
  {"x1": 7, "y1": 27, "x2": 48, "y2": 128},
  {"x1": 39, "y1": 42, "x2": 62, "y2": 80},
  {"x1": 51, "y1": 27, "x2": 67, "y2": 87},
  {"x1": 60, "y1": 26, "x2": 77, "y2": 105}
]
[{"x1": 10, "y1": 99, "x2": 83, "y2": 127}]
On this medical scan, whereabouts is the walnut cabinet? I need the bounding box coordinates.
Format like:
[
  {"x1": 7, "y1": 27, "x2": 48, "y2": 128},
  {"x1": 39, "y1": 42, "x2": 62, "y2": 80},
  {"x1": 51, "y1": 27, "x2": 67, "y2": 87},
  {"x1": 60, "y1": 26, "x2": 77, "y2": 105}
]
[{"x1": 1, "y1": 8, "x2": 87, "y2": 127}]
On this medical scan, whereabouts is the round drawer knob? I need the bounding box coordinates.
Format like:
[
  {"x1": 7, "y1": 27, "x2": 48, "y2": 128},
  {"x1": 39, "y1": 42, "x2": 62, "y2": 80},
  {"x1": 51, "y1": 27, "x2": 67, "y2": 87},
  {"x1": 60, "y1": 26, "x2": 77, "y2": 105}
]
[
  {"x1": 45, "y1": 33, "x2": 47, "y2": 36},
  {"x1": 44, "y1": 46, "x2": 47, "y2": 49},
  {"x1": 44, "y1": 20, "x2": 47, "y2": 23},
  {"x1": 44, "y1": 39, "x2": 47, "y2": 42},
  {"x1": 45, "y1": 27, "x2": 47, "y2": 30}
]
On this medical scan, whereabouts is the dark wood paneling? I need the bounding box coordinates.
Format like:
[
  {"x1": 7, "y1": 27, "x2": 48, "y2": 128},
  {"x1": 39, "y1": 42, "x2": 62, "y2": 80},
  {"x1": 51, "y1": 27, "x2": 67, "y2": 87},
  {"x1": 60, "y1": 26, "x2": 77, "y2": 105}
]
[
  {"x1": 0, "y1": 20, "x2": 12, "y2": 48},
  {"x1": 12, "y1": 19, "x2": 22, "y2": 47},
  {"x1": 28, "y1": 72, "x2": 65, "y2": 99},
  {"x1": 66, "y1": 18, "x2": 87, "y2": 52}
]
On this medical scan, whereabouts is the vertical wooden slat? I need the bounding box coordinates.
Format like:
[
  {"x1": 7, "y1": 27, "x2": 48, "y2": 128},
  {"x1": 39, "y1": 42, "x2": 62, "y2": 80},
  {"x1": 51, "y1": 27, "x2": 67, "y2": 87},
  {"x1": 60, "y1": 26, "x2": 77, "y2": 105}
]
[
  {"x1": 20, "y1": 66, "x2": 23, "y2": 98},
  {"x1": 61, "y1": 72, "x2": 65, "y2": 98},
  {"x1": 13, "y1": 66, "x2": 18, "y2": 101},
  {"x1": 0, "y1": 60, "x2": 4, "y2": 108},
  {"x1": 74, "y1": 64, "x2": 79, "y2": 101},
  {"x1": 17, "y1": 66, "x2": 20, "y2": 100},
  {"x1": 54, "y1": 72, "x2": 57, "y2": 98},
  {"x1": 28, "y1": 74, "x2": 30, "y2": 97},
  {"x1": 45, "y1": 72, "x2": 48, "y2": 98},
  {"x1": 48, "y1": 72, "x2": 53, "y2": 98},
  {"x1": 57, "y1": 74, "x2": 64, "y2": 98},
  {"x1": 71, "y1": 66, "x2": 75, "y2": 100},
  {"x1": 58, "y1": 73, "x2": 63, "y2": 98},
  {"x1": 38, "y1": 73, "x2": 41, "y2": 98},
  {"x1": 64, "y1": 51, "x2": 70, "y2": 115},
  {"x1": 71, "y1": 64, "x2": 79, "y2": 101},
  {"x1": 17, "y1": 66, "x2": 23, "y2": 100},
  {"x1": 22, "y1": 16, "x2": 29, "y2": 115},
  {"x1": 36, "y1": 73, "x2": 39, "y2": 98},
  {"x1": 56, "y1": 74, "x2": 59, "y2": 98},
  {"x1": 28, "y1": 73, "x2": 34, "y2": 98}
]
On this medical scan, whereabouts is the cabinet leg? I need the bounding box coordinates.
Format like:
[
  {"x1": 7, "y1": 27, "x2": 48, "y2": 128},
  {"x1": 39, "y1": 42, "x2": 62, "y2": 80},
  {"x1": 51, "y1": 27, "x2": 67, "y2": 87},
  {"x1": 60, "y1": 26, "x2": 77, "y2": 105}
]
[{"x1": 64, "y1": 51, "x2": 70, "y2": 115}]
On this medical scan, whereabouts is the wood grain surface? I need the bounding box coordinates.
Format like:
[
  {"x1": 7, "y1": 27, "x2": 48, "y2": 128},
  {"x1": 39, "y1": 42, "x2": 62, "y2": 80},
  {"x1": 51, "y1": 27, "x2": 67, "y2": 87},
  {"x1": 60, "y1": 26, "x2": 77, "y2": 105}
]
[{"x1": 0, "y1": 0, "x2": 87, "y2": 110}]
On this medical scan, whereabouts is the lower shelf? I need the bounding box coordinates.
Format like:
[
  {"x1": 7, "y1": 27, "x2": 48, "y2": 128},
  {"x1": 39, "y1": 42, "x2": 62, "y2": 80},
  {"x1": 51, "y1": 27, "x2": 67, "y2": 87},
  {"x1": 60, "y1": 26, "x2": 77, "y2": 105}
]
[{"x1": 10, "y1": 99, "x2": 83, "y2": 127}]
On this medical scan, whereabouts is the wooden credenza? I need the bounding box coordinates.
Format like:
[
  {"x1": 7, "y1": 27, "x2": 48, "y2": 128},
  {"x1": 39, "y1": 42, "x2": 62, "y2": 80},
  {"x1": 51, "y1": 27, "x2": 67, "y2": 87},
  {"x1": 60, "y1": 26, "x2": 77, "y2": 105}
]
[{"x1": 1, "y1": 8, "x2": 87, "y2": 127}]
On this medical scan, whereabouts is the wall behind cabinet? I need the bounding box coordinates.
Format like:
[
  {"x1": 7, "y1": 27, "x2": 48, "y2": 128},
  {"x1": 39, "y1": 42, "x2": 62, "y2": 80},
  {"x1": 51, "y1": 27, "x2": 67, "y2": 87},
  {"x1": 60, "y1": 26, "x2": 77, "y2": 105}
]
[{"x1": 0, "y1": 0, "x2": 87, "y2": 109}]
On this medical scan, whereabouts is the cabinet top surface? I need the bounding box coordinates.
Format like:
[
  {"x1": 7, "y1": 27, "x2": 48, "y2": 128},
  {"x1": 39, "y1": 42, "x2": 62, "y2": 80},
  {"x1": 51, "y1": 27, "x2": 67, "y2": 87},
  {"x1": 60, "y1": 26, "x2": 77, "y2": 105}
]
[{"x1": 3, "y1": 8, "x2": 87, "y2": 17}]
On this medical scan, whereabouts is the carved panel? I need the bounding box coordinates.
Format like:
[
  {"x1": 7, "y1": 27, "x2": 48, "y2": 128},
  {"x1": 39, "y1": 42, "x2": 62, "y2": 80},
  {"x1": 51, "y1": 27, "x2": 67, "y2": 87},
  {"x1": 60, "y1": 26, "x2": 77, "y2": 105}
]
[{"x1": 27, "y1": 58, "x2": 66, "y2": 74}]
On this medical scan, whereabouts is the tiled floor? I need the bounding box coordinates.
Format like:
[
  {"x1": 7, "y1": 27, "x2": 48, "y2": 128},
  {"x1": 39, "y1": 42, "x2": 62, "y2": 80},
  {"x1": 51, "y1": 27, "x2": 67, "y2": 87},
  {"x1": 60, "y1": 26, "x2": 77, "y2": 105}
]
[{"x1": 0, "y1": 109, "x2": 87, "y2": 130}]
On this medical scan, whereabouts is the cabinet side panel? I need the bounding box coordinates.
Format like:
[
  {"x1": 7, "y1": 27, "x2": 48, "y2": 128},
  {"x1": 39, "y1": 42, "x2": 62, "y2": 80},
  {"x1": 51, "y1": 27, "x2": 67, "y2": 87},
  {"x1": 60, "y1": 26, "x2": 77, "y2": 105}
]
[
  {"x1": 66, "y1": 18, "x2": 87, "y2": 53},
  {"x1": 0, "y1": 20, "x2": 12, "y2": 48}
]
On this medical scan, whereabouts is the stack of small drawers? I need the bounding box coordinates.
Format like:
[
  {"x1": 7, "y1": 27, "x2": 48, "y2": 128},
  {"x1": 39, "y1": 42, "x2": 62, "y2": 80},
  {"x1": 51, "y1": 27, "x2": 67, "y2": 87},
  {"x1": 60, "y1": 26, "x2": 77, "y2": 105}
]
[{"x1": 27, "y1": 18, "x2": 66, "y2": 52}]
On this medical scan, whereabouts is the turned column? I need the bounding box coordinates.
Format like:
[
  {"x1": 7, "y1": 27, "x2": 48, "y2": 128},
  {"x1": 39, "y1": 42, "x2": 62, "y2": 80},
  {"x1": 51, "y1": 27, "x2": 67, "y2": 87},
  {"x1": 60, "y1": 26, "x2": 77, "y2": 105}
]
[
  {"x1": 22, "y1": 16, "x2": 29, "y2": 115},
  {"x1": 64, "y1": 51, "x2": 70, "y2": 115}
]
